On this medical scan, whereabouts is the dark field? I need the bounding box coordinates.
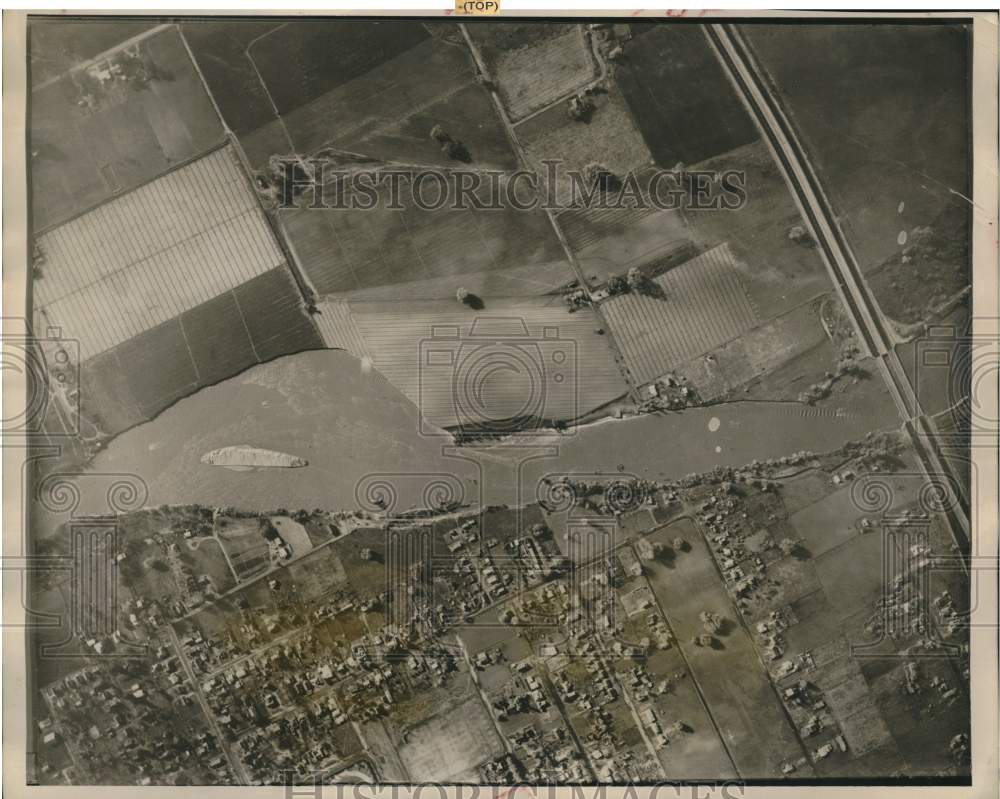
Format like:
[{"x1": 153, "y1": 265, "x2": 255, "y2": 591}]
[
  {"x1": 28, "y1": 16, "x2": 157, "y2": 86},
  {"x1": 617, "y1": 24, "x2": 759, "y2": 167},
  {"x1": 249, "y1": 21, "x2": 430, "y2": 115},
  {"x1": 179, "y1": 20, "x2": 283, "y2": 135},
  {"x1": 29, "y1": 27, "x2": 224, "y2": 231},
  {"x1": 280, "y1": 183, "x2": 566, "y2": 298},
  {"x1": 744, "y1": 23, "x2": 971, "y2": 323},
  {"x1": 466, "y1": 21, "x2": 575, "y2": 57},
  {"x1": 76, "y1": 265, "x2": 323, "y2": 436},
  {"x1": 240, "y1": 35, "x2": 516, "y2": 171}
]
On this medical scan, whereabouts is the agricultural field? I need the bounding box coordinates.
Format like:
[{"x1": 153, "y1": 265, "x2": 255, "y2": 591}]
[
  {"x1": 516, "y1": 84, "x2": 653, "y2": 201},
  {"x1": 616, "y1": 23, "x2": 759, "y2": 168},
  {"x1": 685, "y1": 140, "x2": 839, "y2": 318},
  {"x1": 249, "y1": 21, "x2": 431, "y2": 116},
  {"x1": 233, "y1": 26, "x2": 517, "y2": 171},
  {"x1": 674, "y1": 300, "x2": 830, "y2": 402},
  {"x1": 347, "y1": 297, "x2": 628, "y2": 431},
  {"x1": 29, "y1": 25, "x2": 224, "y2": 230},
  {"x1": 744, "y1": 23, "x2": 971, "y2": 329},
  {"x1": 28, "y1": 16, "x2": 158, "y2": 86},
  {"x1": 600, "y1": 243, "x2": 759, "y2": 388},
  {"x1": 74, "y1": 264, "x2": 322, "y2": 436},
  {"x1": 558, "y1": 201, "x2": 691, "y2": 286},
  {"x1": 279, "y1": 179, "x2": 569, "y2": 300},
  {"x1": 216, "y1": 516, "x2": 271, "y2": 581},
  {"x1": 469, "y1": 23, "x2": 596, "y2": 120},
  {"x1": 34, "y1": 146, "x2": 284, "y2": 361},
  {"x1": 178, "y1": 20, "x2": 284, "y2": 135}
]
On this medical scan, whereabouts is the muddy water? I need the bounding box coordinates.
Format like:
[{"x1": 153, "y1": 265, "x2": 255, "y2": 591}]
[{"x1": 64, "y1": 350, "x2": 901, "y2": 520}]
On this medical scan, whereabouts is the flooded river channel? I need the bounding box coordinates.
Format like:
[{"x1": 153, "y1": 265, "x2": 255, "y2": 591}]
[{"x1": 66, "y1": 350, "x2": 900, "y2": 518}]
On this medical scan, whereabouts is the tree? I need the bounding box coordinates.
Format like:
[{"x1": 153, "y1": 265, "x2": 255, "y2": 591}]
[
  {"x1": 441, "y1": 138, "x2": 471, "y2": 163},
  {"x1": 584, "y1": 161, "x2": 620, "y2": 193},
  {"x1": 457, "y1": 287, "x2": 484, "y2": 310},
  {"x1": 607, "y1": 275, "x2": 628, "y2": 296},
  {"x1": 429, "y1": 124, "x2": 450, "y2": 144},
  {"x1": 567, "y1": 93, "x2": 595, "y2": 122},
  {"x1": 779, "y1": 538, "x2": 801, "y2": 557}
]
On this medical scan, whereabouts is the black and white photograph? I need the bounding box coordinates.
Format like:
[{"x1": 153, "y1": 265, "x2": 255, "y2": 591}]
[{"x1": 2, "y1": 7, "x2": 997, "y2": 796}]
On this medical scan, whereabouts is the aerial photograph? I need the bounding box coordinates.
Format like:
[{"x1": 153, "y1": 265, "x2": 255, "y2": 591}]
[{"x1": 14, "y1": 13, "x2": 982, "y2": 788}]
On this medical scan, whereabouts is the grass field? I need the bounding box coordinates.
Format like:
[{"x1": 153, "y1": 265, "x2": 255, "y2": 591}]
[
  {"x1": 29, "y1": 26, "x2": 224, "y2": 231},
  {"x1": 643, "y1": 518, "x2": 810, "y2": 777},
  {"x1": 600, "y1": 243, "x2": 759, "y2": 387},
  {"x1": 617, "y1": 24, "x2": 759, "y2": 168},
  {"x1": 744, "y1": 23, "x2": 970, "y2": 323}
]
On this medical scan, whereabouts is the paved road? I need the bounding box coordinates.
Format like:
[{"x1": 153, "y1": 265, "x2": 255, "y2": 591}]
[{"x1": 706, "y1": 23, "x2": 970, "y2": 559}]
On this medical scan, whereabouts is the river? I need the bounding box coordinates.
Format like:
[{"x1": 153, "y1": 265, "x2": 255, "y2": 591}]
[{"x1": 58, "y1": 350, "x2": 901, "y2": 521}]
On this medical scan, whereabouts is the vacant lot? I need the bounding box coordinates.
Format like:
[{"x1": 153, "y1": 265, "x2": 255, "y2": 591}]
[
  {"x1": 30, "y1": 26, "x2": 224, "y2": 230},
  {"x1": 601, "y1": 243, "x2": 759, "y2": 387},
  {"x1": 398, "y1": 696, "x2": 505, "y2": 781},
  {"x1": 617, "y1": 24, "x2": 758, "y2": 168}
]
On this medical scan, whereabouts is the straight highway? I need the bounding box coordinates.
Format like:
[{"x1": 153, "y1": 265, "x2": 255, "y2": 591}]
[{"x1": 705, "y1": 23, "x2": 971, "y2": 557}]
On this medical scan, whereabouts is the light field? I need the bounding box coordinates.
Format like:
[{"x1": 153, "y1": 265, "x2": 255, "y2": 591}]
[
  {"x1": 346, "y1": 298, "x2": 627, "y2": 430},
  {"x1": 601, "y1": 243, "x2": 759, "y2": 386},
  {"x1": 493, "y1": 26, "x2": 596, "y2": 120},
  {"x1": 36, "y1": 147, "x2": 284, "y2": 361}
]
